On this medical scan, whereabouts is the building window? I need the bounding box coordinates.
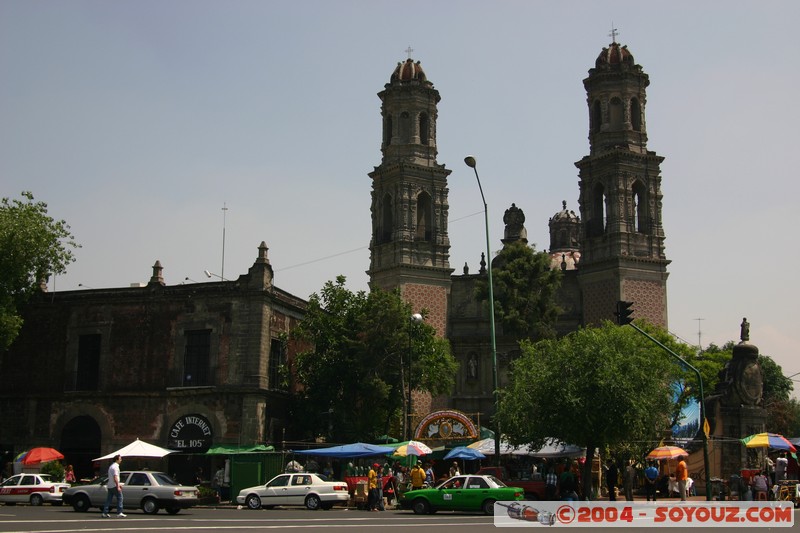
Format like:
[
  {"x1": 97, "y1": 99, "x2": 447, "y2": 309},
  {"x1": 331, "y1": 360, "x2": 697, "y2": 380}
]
[
  {"x1": 419, "y1": 112, "x2": 429, "y2": 145},
  {"x1": 380, "y1": 193, "x2": 393, "y2": 243},
  {"x1": 609, "y1": 97, "x2": 623, "y2": 130},
  {"x1": 184, "y1": 329, "x2": 211, "y2": 387},
  {"x1": 268, "y1": 338, "x2": 287, "y2": 391},
  {"x1": 631, "y1": 97, "x2": 642, "y2": 131},
  {"x1": 416, "y1": 191, "x2": 432, "y2": 241},
  {"x1": 591, "y1": 100, "x2": 602, "y2": 133},
  {"x1": 75, "y1": 334, "x2": 100, "y2": 391},
  {"x1": 633, "y1": 180, "x2": 647, "y2": 233}
]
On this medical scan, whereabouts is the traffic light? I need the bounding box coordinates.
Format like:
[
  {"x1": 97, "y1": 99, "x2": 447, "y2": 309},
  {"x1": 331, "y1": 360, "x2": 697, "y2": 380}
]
[{"x1": 615, "y1": 300, "x2": 634, "y2": 325}]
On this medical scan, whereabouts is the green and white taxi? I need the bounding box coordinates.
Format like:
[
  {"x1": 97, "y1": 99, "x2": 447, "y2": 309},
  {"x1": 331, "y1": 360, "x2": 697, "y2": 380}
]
[{"x1": 398, "y1": 474, "x2": 524, "y2": 515}]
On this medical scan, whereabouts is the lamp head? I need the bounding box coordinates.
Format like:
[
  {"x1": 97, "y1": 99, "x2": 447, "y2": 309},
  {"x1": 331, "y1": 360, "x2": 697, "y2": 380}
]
[
  {"x1": 204, "y1": 270, "x2": 212, "y2": 278},
  {"x1": 464, "y1": 155, "x2": 477, "y2": 169},
  {"x1": 411, "y1": 313, "x2": 423, "y2": 324}
]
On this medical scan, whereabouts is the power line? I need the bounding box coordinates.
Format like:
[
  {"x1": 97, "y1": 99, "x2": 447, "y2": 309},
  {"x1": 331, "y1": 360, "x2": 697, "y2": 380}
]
[{"x1": 274, "y1": 211, "x2": 485, "y2": 273}]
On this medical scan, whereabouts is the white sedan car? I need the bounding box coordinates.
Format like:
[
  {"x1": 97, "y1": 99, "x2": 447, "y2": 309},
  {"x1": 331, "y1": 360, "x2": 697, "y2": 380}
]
[
  {"x1": 0, "y1": 473, "x2": 70, "y2": 506},
  {"x1": 237, "y1": 473, "x2": 350, "y2": 510}
]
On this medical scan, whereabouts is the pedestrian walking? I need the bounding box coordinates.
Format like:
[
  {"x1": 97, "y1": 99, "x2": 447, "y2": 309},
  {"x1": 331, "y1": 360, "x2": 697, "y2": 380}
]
[{"x1": 102, "y1": 455, "x2": 125, "y2": 518}]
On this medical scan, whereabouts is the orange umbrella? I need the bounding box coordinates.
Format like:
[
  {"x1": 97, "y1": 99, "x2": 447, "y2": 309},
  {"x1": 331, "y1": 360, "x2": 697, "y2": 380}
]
[
  {"x1": 646, "y1": 446, "x2": 688, "y2": 460},
  {"x1": 21, "y1": 447, "x2": 64, "y2": 465}
]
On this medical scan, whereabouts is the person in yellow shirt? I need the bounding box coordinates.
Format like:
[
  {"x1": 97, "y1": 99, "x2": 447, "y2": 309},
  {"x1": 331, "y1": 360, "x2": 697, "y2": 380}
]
[
  {"x1": 410, "y1": 461, "x2": 425, "y2": 490},
  {"x1": 368, "y1": 463, "x2": 380, "y2": 511}
]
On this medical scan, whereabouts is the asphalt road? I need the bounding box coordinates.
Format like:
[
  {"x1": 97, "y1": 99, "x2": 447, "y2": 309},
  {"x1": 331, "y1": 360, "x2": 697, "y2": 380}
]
[{"x1": 1, "y1": 504, "x2": 798, "y2": 532}]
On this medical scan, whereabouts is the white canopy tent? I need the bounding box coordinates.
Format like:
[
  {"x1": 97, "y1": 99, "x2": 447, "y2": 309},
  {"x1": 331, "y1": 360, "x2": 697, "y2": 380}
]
[
  {"x1": 93, "y1": 438, "x2": 177, "y2": 461},
  {"x1": 468, "y1": 438, "x2": 584, "y2": 458}
]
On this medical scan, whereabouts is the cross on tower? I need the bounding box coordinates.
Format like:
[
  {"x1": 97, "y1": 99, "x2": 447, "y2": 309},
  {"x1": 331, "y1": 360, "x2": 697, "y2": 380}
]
[
  {"x1": 609, "y1": 24, "x2": 619, "y2": 44},
  {"x1": 405, "y1": 46, "x2": 414, "y2": 59}
]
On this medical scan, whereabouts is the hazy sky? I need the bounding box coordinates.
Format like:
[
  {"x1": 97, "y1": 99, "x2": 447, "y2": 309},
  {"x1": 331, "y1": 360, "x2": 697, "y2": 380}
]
[{"x1": 2, "y1": 1, "x2": 799, "y2": 388}]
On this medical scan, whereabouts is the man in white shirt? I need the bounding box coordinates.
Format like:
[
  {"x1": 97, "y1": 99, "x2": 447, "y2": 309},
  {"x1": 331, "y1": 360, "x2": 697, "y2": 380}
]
[{"x1": 102, "y1": 455, "x2": 125, "y2": 518}]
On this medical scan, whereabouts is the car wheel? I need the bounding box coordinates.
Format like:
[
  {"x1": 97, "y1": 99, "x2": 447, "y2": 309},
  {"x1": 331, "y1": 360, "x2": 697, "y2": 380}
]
[
  {"x1": 142, "y1": 497, "x2": 160, "y2": 514},
  {"x1": 29, "y1": 494, "x2": 44, "y2": 506},
  {"x1": 411, "y1": 498, "x2": 430, "y2": 515},
  {"x1": 245, "y1": 494, "x2": 262, "y2": 510},
  {"x1": 72, "y1": 495, "x2": 91, "y2": 512},
  {"x1": 305, "y1": 494, "x2": 321, "y2": 510},
  {"x1": 166, "y1": 507, "x2": 181, "y2": 515},
  {"x1": 481, "y1": 498, "x2": 497, "y2": 516}
]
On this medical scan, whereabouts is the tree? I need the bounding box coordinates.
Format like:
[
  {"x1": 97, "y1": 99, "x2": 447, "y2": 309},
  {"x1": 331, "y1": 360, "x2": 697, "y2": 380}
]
[
  {"x1": 475, "y1": 240, "x2": 561, "y2": 339},
  {"x1": 291, "y1": 276, "x2": 457, "y2": 442},
  {"x1": 495, "y1": 322, "x2": 682, "y2": 499},
  {"x1": 0, "y1": 192, "x2": 78, "y2": 350}
]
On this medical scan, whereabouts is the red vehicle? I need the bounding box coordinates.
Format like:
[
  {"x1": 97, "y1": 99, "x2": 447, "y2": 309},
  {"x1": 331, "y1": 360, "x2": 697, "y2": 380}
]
[{"x1": 475, "y1": 466, "x2": 545, "y2": 500}]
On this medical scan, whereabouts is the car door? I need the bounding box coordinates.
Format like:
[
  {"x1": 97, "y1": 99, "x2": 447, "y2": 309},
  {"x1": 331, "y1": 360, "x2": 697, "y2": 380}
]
[
  {"x1": 461, "y1": 476, "x2": 492, "y2": 510},
  {"x1": 260, "y1": 474, "x2": 290, "y2": 506},
  {"x1": 432, "y1": 475, "x2": 468, "y2": 510},
  {"x1": 284, "y1": 474, "x2": 313, "y2": 505},
  {"x1": 120, "y1": 472, "x2": 146, "y2": 508},
  {"x1": 0, "y1": 475, "x2": 22, "y2": 503}
]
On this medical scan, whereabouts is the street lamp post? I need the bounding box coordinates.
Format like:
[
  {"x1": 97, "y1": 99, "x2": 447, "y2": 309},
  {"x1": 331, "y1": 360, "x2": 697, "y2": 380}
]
[
  {"x1": 408, "y1": 313, "x2": 424, "y2": 441},
  {"x1": 464, "y1": 155, "x2": 501, "y2": 464}
]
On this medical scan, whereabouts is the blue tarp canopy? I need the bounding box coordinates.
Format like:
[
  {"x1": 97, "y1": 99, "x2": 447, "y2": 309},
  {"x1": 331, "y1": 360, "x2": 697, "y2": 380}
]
[
  {"x1": 292, "y1": 442, "x2": 396, "y2": 458},
  {"x1": 444, "y1": 446, "x2": 486, "y2": 461}
]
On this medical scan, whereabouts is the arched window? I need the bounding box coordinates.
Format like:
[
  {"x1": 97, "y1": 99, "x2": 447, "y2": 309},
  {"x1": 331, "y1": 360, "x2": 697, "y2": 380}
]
[
  {"x1": 591, "y1": 100, "x2": 602, "y2": 134},
  {"x1": 630, "y1": 97, "x2": 642, "y2": 131},
  {"x1": 609, "y1": 97, "x2": 623, "y2": 130},
  {"x1": 416, "y1": 191, "x2": 432, "y2": 241},
  {"x1": 399, "y1": 112, "x2": 411, "y2": 143},
  {"x1": 632, "y1": 180, "x2": 647, "y2": 233},
  {"x1": 381, "y1": 193, "x2": 393, "y2": 243},
  {"x1": 383, "y1": 115, "x2": 393, "y2": 146},
  {"x1": 419, "y1": 113, "x2": 429, "y2": 145},
  {"x1": 590, "y1": 182, "x2": 606, "y2": 237}
]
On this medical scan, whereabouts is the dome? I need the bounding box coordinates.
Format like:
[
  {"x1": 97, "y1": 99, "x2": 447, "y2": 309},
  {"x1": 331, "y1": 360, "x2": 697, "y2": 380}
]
[
  {"x1": 391, "y1": 58, "x2": 428, "y2": 82},
  {"x1": 595, "y1": 42, "x2": 635, "y2": 68},
  {"x1": 549, "y1": 200, "x2": 579, "y2": 223}
]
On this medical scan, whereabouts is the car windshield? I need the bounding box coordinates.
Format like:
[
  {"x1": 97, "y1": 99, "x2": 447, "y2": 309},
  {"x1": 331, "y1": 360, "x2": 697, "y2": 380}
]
[{"x1": 0, "y1": 477, "x2": 19, "y2": 487}]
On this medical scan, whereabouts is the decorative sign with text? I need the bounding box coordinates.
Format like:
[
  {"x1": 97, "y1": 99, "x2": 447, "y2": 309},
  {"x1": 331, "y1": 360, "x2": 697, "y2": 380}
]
[{"x1": 167, "y1": 414, "x2": 213, "y2": 452}]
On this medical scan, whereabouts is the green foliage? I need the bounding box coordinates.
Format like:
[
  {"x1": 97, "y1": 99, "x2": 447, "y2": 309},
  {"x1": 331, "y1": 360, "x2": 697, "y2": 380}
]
[
  {"x1": 495, "y1": 322, "x2": 682, "y2": 498},
  {"x1": 759, "y1": 355, "x2": 793, "y2": 404},
  {"x1": 40, "y1": 461, "x2": 65, "y2": 482},
  {"x1": 0, "y1": 192, "x2": 79, "y2": 350},
  {"x1": 291, "y1": 276, "x2": 457, "y2": 442},
  {"x1": 475, "y1": 241, "x2": 561, "y2": 340}
]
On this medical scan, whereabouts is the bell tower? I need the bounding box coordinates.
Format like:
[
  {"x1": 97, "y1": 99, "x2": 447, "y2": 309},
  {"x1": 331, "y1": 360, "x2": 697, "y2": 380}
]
[
  {"x1": 368, "y1": 56, "x2": 452, "y2": 335},
  {"x1": 575, "y1": 40, "x2": 670, "y2": 327}
]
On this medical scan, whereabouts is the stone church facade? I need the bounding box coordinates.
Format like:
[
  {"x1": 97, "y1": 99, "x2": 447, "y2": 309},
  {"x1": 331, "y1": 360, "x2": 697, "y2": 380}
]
[
  {"x1": 369, "y1": 40, "x2": 669, "y2": 422},
  {"x1": 1, "y1": 39, "x2": 670, "y2": 477}
]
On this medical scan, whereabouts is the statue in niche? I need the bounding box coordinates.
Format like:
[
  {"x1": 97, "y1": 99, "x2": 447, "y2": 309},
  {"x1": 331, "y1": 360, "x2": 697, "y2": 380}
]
[{"x1": 467, "y1": 353, "x2": 478, "y2": 379}]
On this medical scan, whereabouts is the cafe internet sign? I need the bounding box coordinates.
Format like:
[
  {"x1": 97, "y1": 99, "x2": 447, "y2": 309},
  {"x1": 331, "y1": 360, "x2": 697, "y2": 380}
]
[{"x1": 168, "y1": 413, "x2": 213, "y2": 452}]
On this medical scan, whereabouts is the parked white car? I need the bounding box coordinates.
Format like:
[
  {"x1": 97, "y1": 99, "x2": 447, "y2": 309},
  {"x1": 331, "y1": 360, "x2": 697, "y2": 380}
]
[
  {"x1": 0, "y1": 473, "x2": 70, "y2": 506},
  {"x1": 237, "y1": 473, "x2": 350, "y2": 510}
]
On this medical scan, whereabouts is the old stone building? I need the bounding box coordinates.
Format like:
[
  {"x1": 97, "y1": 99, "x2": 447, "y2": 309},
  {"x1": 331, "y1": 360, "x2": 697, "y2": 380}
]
[{"x1": 0, "y1": 242, "x2": 305, "y2": 480}]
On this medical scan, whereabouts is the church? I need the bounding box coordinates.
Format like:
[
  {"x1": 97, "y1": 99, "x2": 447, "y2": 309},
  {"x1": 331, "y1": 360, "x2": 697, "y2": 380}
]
[
  {"x1": 0, "y1": 38, "x2": 670, "y2": 478},
  {"x1": 369, "y1": 39, "x2": 669, "y2": 423}
]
